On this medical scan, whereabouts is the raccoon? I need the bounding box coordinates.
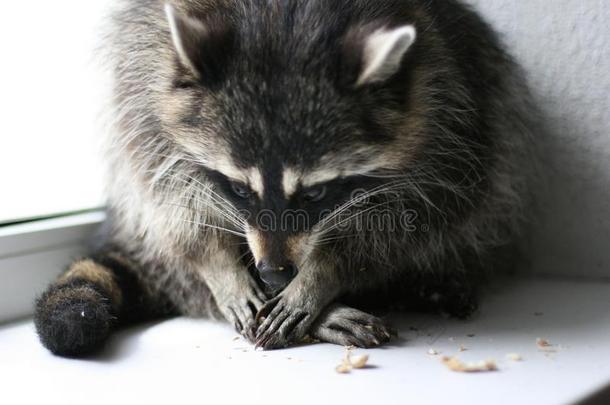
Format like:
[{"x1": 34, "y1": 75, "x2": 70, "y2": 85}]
[{"x1": 34, "y1": 0, "x2": 534, "y2": 357}]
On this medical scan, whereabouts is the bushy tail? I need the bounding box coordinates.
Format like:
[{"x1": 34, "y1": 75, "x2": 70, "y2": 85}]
[{"x1": 34, "y1": 252, "x2": 156, "y2": 357}]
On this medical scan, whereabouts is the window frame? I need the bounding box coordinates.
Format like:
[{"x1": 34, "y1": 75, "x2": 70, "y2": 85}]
[{"x1": 0, "y1": 211, "x2": 105, "y2": 324}]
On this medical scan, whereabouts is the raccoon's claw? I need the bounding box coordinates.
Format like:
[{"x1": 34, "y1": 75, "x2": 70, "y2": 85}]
[
  {"x1": 310, "y1": 304, "x2": 394, "y2": 348},
  {"x1": 219, "y1": 282, "x2": 266, "y2": 342},
  {"x1": 254, "y1": 296, "x2": 313, "y2": 350},
  {"x1": 225, "y1": 303, "x2": 258, "y2": 341},
  {"x1": 254, "y1": 295, "x2": 281, "y2": 324}
]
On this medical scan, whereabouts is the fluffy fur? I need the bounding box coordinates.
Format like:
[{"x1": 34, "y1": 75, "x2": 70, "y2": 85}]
[{"x1": 35, "y1": 0, "x2": 535, "y2": 356}]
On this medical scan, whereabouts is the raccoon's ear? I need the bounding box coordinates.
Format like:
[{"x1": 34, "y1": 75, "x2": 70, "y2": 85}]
[
  {"x1": 165, "y1": 4, "x2": 234, "y2": 84},
  {"x1": 347, "y1": 24, "x2": 417, "y2": 87}
]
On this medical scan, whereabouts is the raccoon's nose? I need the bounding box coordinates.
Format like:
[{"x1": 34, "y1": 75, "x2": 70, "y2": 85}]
[{"x1": 256, "y1": 261, "x2": 297, "y2": 289}]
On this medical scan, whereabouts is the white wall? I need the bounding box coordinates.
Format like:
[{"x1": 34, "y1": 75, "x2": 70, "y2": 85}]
[{"x1": 464, "y1": 0, "x2": 610, "y2": 278}]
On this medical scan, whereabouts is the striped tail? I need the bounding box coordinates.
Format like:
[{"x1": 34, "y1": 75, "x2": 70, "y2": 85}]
[{"x1": 34, "y1": 252, "x2": 167, "y2": 357}]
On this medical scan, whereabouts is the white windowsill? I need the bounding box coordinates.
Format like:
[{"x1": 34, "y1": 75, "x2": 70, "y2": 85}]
[{"x1": 1, "y1": 277, "x2": 609, "y2": 405}]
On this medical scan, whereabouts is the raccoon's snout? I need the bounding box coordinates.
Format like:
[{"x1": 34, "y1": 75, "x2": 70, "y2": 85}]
[{"x1": 256, "y1": 260, "x2": 297, "y2": 290}]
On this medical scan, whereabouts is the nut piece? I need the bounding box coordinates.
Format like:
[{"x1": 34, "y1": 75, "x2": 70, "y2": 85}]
[
  {"x1": 300, "y1": 335, "x2": 321, "y2": 345},
  {"x1": 350, "y1": 355, "x2": 369, "y2": 369},
  {"x1": 335, "y1": 347, "x2": 370, "y2": 374},
  {"x1": 507, "y1": 353, "x2": 523, "y2": 361},
  {"x1": 335, "y1": 363, "x2": 352, "y2": 374},
  {"x1": 427, "y1": 349, "x2": 440, "y2": 355},
  {"x1": 536, "y1": 338, "x2": 558, "y2": 353},
  {"x1": 441, "y1": 356, "x2": 498, "y2": 373}
]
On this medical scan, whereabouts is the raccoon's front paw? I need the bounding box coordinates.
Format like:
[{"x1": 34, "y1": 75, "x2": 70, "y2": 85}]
[
  {"x1": 217, "y1": 279, "x2": 267, "y2": 342},
  {"x1": 311, "y1": 304, "x2": 394, "y2": 348},
  {"x1": 254, "y1": 294, "x2": 319, "y2": 350}
]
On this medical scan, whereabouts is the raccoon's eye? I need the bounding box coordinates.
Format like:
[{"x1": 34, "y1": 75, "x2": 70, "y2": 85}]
[
  {"x1": 172, "y1": 78, "x2": 196, "y2": 90},
  {"x1": 230, "y1": 182, "x2": 253, "y2": 199},
  {"x1": 302, "y1": 185, "x2": 327, "y2": 203}
]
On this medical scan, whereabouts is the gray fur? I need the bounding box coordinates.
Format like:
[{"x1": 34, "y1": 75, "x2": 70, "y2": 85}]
[{"x1": 35, "y1": 0, "x2": 537, "y2": 355}]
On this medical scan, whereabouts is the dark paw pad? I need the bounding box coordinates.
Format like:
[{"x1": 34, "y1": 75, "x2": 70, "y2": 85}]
[{"x1": 34, "y1": 282, "x2": 113, "y2": 357}]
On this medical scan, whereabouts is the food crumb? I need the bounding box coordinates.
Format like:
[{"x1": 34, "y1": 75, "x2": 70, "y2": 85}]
[
  {"x1": 351, "y1": 355, "x2": 369, "y2": 369},
  {"x1": 232, "y1": 336, "x2": 241, "y2": 341},
  {"x1": 335, "y1": 363, "x2": 351, "y2": 374},
  {"x1": 428, "y1": 349, "x2": 440, "y2": 356},
  {"x1": 507, "y1": 353, "x2": 523, "y2": 361},
  {"x1": 448, "y1": 337, "x2": 456, "y2": 342},
  {"x1": 300, "y1": 335, "x2": 320, "y2": 344},
  {"x1": 441, "y1": 356, "x2": 498, "y2": 373},
  {"x1": 335, "y1": 347, "x2": 370, "y2": 374},
  {"x1": 459, "y1": 344, "x2": 467, "y2": 352},
  {"x1": 536, "y1": 338, "x2": 557, "y2": 352}
]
